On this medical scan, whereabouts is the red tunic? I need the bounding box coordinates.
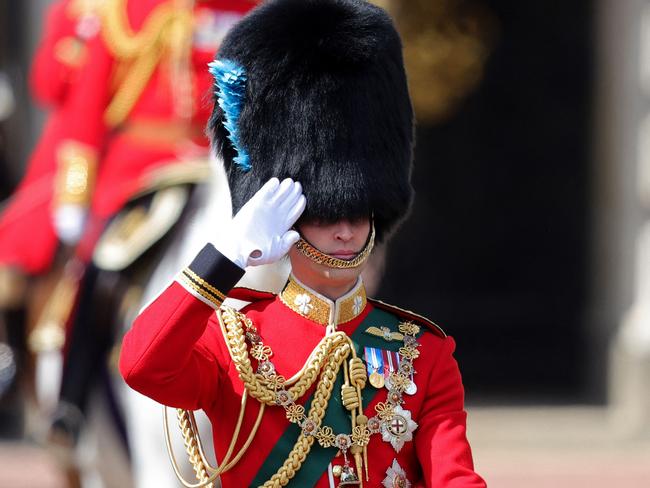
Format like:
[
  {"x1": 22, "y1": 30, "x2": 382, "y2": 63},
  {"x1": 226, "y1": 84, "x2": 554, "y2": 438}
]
[
  {"x1": 0, "y1": 0, "x2": 99, "y2": 273},
  {"x1": 120, "y1": 244, "x2": 486, "y2": 487}
]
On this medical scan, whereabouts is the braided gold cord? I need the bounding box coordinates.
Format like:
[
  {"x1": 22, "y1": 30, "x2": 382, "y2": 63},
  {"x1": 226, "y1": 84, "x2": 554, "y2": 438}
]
[
  {"x1": 218, "y1": 306, "x2": 371, "y2": 486},
  {"x1": 348, "y1": 357, "x2": 367, "y2": 389},
  {"x1": 100, "y1": 0, "x2": 194, "y2": 126},
  {"x1": 287, "y1": 333, "x2": 347, "y2": 398},
  {"x1": 262, "y1": 342, "x2": 350, "y2": 487},
  {"x1": 177, "y1": 409, "x2": 213, "y2": 488},
  {"x1": 219, "y1": 307, "x2": 349, "y2": 405},
  {"x1": 341, "y1": 385, "x2": 359, "y2": 411},
  {"x1": 102, "y1": 0, "x2": 177, "y2": 57}
]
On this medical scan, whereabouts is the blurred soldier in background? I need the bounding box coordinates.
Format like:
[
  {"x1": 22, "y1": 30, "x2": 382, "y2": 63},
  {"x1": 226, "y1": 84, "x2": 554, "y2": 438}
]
[
  {"x1": 0, "y1": 4, "x2": 18, "y2": 439},
  {"x1": 36, "y1": 1, "x2": 259, "y2": 485},
  {"x1": 0, "y1": 0, "x2": 105, "y2": 436}
]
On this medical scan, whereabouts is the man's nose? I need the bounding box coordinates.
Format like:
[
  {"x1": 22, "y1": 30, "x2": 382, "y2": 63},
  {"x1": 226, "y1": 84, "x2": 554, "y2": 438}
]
[{"x1": 334, "y1": 221, "x2": 354, "y2": 241}]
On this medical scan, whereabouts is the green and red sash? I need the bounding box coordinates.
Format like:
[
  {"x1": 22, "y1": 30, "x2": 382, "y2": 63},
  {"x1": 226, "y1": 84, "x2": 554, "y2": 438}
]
[{"x1": 251, "y1": 307, "x2": 409, "y2": 487}]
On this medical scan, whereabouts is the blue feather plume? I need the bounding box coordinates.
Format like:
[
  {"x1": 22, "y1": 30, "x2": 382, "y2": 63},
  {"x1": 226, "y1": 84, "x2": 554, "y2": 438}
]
[{"x1": 208, "y1": 59, "x2": 250, "y2": 171}]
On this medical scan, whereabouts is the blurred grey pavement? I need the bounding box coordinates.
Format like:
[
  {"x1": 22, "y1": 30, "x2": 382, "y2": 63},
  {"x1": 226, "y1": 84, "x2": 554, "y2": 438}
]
[
  {"x1": 469, "y1": 406, "x2": 650, "y2": 488},
  {"x1": 1, "y1": 406, "x2": 649, "y2": 487},
  {"x1": 0, "y1": 442, "x2": 66, "y2": 488}
]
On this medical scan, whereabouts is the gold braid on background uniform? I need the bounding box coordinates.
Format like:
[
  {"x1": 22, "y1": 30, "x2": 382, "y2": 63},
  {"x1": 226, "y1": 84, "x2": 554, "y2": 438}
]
[{"x1": 100, "y1": 0, "x2": 194, "y2": 126}]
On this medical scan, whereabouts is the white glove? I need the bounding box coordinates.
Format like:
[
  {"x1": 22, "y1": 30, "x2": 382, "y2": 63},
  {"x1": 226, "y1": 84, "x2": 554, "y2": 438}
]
[
  {"x1": 53, "y1": 204, "x2": 87, "y2": 245},
  {"x1": 216, "y1": 178, "x2": 306, "y2": 268}
]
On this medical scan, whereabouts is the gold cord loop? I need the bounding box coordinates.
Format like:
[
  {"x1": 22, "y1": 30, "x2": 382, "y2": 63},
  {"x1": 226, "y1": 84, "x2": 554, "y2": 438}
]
[
  {"x1": 341, "y1": 385, "x2": 360, "y2": 411},
  {"x1": 177, "y1": 409, "x2": 214, "y2": 487},
  {"x1": 348, "y1": 357, "x2": 367, "y2": 389}
]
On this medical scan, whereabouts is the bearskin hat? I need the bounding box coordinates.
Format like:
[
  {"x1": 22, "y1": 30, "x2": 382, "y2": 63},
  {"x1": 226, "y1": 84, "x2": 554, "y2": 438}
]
[{"x1": 207, "y1": 0, "x2": 414, "y2": 242}]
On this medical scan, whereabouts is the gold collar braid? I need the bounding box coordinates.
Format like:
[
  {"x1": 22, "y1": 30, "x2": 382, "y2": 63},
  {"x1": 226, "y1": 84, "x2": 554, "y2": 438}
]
[
  {"x1": 294, "y1": 223, "x2": 375, "y2": 269},
  {"x1": 280, "y1": 275, "x2": 367, "y2": 326}
]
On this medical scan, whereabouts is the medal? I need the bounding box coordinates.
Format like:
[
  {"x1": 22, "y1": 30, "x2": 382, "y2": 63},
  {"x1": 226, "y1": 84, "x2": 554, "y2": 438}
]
[
  {"x1": 364, "y1": 347, "x2": 387, "y2": 389},
  {"x1": 369, "y1": 371, "x2": 385, "y2": 389},
  {"x1": 395, "y1": 355, "x2": 417, "y2": 396},
  {"x1": 405, "y1": 380, "x2": 417, "y2": 395},
  {"x1": 383, "y1": 349, "x2": 399, "y2": 389},
  {"x1": 381, "y1": 405, "x2": 418, "y2": 453},
  {"x1": 382, "y1": 459, "x2": 411, "y2": 488}
]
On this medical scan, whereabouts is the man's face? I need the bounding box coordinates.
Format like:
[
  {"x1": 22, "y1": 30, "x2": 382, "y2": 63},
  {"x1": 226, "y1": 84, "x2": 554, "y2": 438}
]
[{"x1": 288, "y1": 218, "x2": 371, "y2": 287}]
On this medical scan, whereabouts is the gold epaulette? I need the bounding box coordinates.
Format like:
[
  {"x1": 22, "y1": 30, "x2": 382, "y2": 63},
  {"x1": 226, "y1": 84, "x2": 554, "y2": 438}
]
[{"x1": 367, "y1": 298, "x2": 447, "y2": 338}]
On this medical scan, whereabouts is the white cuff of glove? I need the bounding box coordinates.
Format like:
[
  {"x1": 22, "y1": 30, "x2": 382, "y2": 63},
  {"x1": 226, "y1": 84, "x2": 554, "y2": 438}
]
[{"x1": 53, "y1": 204, "x2": 87, "y2": 245}]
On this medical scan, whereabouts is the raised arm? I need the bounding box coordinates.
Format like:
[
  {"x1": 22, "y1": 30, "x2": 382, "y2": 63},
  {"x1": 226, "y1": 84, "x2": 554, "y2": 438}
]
[
  {"x1": 119, "y1": 245, "x2": 244, "y2": 410},
  {"x1": 119, "y1": 178, "x2": 305, "y2": 410},
  {"x1": 415, "y1": 336, "x2": 487, "y2": 488}
]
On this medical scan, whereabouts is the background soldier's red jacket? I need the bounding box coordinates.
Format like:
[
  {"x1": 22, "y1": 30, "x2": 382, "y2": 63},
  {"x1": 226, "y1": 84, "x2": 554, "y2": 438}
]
[
  {"x1": 120, "y1": 244, "x2": 487, "y2": 487},
  {"x1": 0, "y1": 0, "x2": 257, "y2": 274},
  {"x1": 0, "y1": 0, "x2": 100, "y2": 273},
  {"x1": 55, "y1": 0, "x2": 255, "y2": 222}
]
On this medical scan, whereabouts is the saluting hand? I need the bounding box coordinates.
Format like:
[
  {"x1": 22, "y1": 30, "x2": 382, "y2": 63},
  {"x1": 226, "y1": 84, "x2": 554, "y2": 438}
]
[{"x1": 216, "y1": 178, "x2": 306, "y2": 268}]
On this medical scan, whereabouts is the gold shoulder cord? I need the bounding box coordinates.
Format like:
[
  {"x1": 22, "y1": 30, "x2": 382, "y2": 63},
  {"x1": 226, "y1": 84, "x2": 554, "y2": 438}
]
[
  {"x1": 163, "y1": 307, "x2": 267, "y2": 488},
  {"x1": 164, "y1": 305, "x2": 364, "y2": 487},
  {"x1": 100, "y1": 0, "x2": 194, "y2": 126}
]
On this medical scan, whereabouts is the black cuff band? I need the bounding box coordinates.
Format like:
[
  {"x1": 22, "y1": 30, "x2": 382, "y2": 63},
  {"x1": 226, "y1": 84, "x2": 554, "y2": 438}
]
[{"x1": 180, "y1": 244, "x2": 245, "y2": 307}]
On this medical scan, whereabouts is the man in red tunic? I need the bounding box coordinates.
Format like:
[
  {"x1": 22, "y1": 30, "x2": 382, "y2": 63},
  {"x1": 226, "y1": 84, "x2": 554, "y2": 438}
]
[
  {"x1": 0, "y1": 0, "x2": 104, "y2": 278},
  {"x1": 41, "y1": 0, "x2": 258, "y2": 438},
  {"x1": 120, "y1": 0, "x2": 486, "y2": 486},
  {"x1": 0, "y1": 0, "x2": 104, "y2": 429}
]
